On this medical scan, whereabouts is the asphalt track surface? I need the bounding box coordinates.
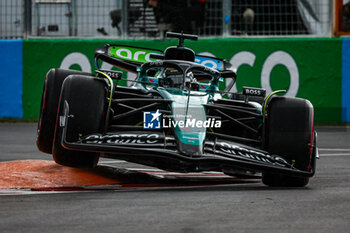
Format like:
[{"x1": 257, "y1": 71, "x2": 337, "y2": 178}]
[{"x1": 1, "y1": 123, "x2": 350, "y2": 233}]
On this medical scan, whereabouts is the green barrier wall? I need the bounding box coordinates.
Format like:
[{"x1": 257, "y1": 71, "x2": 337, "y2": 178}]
[{"x1": 23, "y1": 38, "x2": 342, "y2": 123}]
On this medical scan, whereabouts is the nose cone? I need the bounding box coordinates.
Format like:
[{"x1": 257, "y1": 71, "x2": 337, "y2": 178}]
[
  {"x1": 177, "y1": 140, "x2": 204, "y2": 157},
  {"x1": 172, "y1": 105, "x2": 207, "y2": 157},
  {"x1": 159, "y1": 88, "x2": 211, "y2": 157}
]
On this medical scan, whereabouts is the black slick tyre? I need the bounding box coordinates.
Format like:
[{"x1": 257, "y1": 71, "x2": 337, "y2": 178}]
[
  {"x1": 263, "y1": 96, "x2": 314, "y2": 187},
  {"x1": 52, "y1": 75, "x2": 106, "y2": 168},
  {"x1": 37, "y1": 69, "x2": 92, "y2": 154}
]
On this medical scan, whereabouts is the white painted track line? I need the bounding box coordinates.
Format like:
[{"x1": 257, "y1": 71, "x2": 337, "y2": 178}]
[
  {"x1": 320, "y1": 153, "x2": 350, "y2": 157},
  {"x1": 318, "y1": 148, "x2": 350, "y2": 157},
  {"x1": 319, "y1": 148, "x2": 350, "y2": 151}
]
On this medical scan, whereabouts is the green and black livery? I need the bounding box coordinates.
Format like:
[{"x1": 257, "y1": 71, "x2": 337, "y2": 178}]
[{"x1": 37, "y1": 32, "x2": 318, "y2": 187}]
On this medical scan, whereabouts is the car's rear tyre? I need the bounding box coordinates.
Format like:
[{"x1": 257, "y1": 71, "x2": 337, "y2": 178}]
[
  {"x1": 52, "y1": 75, "x2": 106, "y2": 168},
  {"x1": 37, "y1": 69, "x2": 92, "y2": 154},
  {"x1": 263, "y1": 96, "x2": 314, "y2": 187}
]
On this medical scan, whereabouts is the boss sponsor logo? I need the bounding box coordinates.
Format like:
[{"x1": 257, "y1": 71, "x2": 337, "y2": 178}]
[
  {"x1": 217, "y1": 142, "x2": 289, "y2": 167},
  {"x1": 242, "y1": 87, "x2": 266, "y2": 97},
  {"x1": 84, "y1": 133, "x2": 161, "y2": 144},
  {"x1": 98, "y1": 70, "x2": 123, "y2": 79}
]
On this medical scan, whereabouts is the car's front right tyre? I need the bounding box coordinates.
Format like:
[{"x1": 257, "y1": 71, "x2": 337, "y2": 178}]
[
  {"x1": 37, "y1": 69, "x2": 92, "y2": 154},
  {"x1": 52, "y1": 75, "x2": 106, "y2": 168}
]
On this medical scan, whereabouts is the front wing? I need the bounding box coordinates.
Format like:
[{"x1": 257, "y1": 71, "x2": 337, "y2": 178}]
[{"x1": 59, "y1": 102, "x2": 317, "y2": 178}]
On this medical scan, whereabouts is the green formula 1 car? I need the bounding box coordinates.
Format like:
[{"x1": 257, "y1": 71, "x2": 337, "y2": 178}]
[{"x1": 37, "y1": 32, "x2": 318, "y2": 187}]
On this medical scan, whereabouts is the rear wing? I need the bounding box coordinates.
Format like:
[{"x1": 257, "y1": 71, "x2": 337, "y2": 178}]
[{"x1": 94, "y1": 44, "x2": 233, "y2": 73}]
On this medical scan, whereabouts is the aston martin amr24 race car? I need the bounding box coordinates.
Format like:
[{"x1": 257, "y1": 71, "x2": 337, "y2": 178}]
[{"x1": 37, "y1": 32, "x2": 318, "y2": 187}]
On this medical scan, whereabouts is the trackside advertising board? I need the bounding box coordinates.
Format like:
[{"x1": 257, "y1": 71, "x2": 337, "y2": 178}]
[
  {"x1": 342, "y1": 38, "x2": 350, "y2": 122},
  {"x1": 0, "y1": 39, "x2": 23, "y2": 118},
  {"x1": 22, "y1": 38, "x2": 342, "y2": 123}
]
